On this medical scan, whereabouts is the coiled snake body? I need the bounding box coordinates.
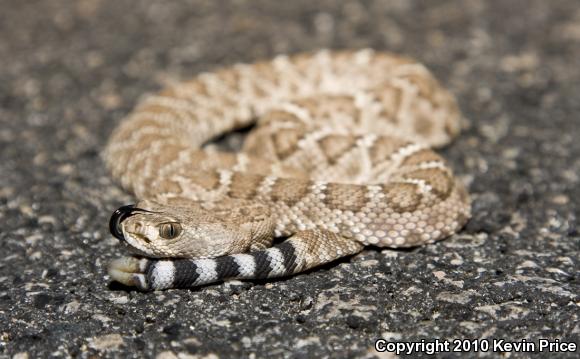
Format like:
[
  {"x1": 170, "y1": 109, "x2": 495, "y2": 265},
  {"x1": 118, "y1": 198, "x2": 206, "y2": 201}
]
[{"x1": 105, "y1": 49, "x2": 471, "y2": 290}]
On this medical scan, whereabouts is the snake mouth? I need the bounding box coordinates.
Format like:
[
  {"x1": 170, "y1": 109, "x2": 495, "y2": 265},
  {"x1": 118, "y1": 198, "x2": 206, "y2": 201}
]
[{"x1": 109, "y1": 204, "x2": 150, "y2": 241}]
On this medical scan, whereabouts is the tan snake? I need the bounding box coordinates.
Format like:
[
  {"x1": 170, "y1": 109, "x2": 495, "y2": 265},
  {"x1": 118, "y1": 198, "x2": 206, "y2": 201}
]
[{"x1": 104, "y1": 49, "x2": 471, "y2": 290}]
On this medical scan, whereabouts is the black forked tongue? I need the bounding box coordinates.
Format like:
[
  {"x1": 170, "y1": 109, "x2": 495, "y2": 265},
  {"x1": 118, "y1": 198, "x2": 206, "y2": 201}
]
[{"x1": 109, "y1": 204, "x2": 139, "y2": 241}]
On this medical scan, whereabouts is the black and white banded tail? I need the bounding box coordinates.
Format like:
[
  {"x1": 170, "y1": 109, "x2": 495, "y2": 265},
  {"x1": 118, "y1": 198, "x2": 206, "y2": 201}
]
[
  {"x1": 112, "y1": 241, "x2": 299, "y2": 290},
  {"x1": 108, "y1": 229, "x2": 364, "y2": 290}
]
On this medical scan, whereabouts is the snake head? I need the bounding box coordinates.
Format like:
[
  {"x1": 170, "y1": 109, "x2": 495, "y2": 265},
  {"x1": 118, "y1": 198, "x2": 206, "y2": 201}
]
[
  {"x1": 109, "y1": 199, "x2": 271, "y2": 258},
  {"x1": 109, "y1": 201, "x2": 182, "y2": 257}
]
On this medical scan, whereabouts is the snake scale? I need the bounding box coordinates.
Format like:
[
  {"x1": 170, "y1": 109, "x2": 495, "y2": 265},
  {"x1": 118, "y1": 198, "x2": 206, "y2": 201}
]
[{"x1": 104, "y1": 49, "x2": 471, "y2": 290}]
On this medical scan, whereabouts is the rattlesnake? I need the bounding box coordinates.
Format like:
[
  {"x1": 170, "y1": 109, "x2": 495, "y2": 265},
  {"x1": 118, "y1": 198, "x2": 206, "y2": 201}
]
[{"x1": 104, "y1": 49, "x2": 471, "y2": 290}]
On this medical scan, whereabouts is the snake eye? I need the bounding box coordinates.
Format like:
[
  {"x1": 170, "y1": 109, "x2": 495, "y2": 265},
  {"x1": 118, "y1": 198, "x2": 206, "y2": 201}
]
[{"x1": 159, "y1": 222, "x2": 182, "y2": 239}]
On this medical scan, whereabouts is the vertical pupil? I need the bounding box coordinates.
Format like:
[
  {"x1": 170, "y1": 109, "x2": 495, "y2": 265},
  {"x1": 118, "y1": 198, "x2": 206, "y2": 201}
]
[{"x1": 160, "y1": 223, "x2": 179, "y2": 238}]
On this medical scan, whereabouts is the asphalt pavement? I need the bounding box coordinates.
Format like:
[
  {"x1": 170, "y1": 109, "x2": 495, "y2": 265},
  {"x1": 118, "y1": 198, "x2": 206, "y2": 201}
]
[{"x1": 0, "y1": 1, "x2": 578, "y2": 358}]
